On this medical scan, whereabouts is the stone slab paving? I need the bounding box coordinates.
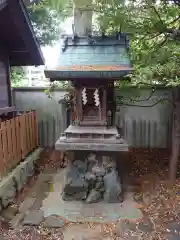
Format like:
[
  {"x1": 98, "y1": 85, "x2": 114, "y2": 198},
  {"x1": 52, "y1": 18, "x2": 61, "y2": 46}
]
[
  {"x1": 41, "y1": 169, "x2": 143, "y2": 223},
  {"x1": 42, "y1": 215, "x2": 66, "y2": 228},
  {"x1": 0, "y1": 169, "x2": 159, "y2": 239},
  {"x1": 9, "y1": 213, "x2": 25, "y2": 229},
  {"x1": 19, "y1": 197, "x2": 36, "y2": 213},
  {"x1": 62, "y1": 223, "x2": 105, "y2": 240},
  {"x1": 22, "y1": 210, "x2": 44, "y2": 226},
  {"x1": 165, "y1": 234, "x2": 180, "y2": 240}
]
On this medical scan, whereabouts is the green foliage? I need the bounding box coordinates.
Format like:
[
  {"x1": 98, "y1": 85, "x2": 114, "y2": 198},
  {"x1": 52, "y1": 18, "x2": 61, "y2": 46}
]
[
  {"x1": 27, "y1": 0, "x2": 61, "y2": 45},
  {"x1": 93, "y1": 0, "x2": 180, "y2": 86},
  {"x1": 45, "y1": 81, "x2": 72, "y2": 98},
  {"x1": 11, "y1": 67, "x2": 26, "y2": 87},
  {"x1": 47, "y1": 0, "x2": 73, "y2": 18}
]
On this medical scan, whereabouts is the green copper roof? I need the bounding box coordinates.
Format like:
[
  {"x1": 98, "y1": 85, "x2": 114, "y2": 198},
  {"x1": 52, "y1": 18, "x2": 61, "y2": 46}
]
[{"x1": 45, "y1": 34, "x2": 133, "y2": 80}]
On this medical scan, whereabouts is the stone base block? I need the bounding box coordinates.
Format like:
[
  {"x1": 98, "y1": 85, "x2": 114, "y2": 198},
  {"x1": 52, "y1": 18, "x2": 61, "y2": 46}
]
[{"x1": 0, "y1": 148, "x2": 43, "y2": 211}]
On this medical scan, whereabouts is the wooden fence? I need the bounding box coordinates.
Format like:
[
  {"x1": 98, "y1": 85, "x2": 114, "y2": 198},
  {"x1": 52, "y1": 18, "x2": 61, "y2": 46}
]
[{"x1": 0, "y1": 110, "x2": 39, "y2": 178}]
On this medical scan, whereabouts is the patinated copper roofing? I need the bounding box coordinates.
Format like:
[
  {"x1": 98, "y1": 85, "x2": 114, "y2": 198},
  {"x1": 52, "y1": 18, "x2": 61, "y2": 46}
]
[
  {"x1": 45, "y1": 34, "x2": 133, "y2": 80},
  {"x1": 0, "y1": 0, "x2": 44, "y2": 66}
]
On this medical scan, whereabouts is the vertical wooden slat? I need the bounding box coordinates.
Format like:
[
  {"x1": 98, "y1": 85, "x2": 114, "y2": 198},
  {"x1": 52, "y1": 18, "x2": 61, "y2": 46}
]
[
  {"x1": 1, "y1": 122, "x2": 8, "y2": 174},
  {"x1": 28, "y1": 112, "x2": 33, "y2": 151},
  {"x1": 0, "y1": 129, "x2": 5, "y2": 177},
  {"x1": 0, "y1": 111, "x2": 40, "y2": 177},
  {"x1": 6, "y1": 120, "x2": 12, "y2": 169},
  {"x1": 15, "y1": 117, "x2": 21, "y2": 163},
  {"x1": 10, "y1": 119, "x2": 17, "y2": 166},
  {"x1": 27, "y1": 112, "x2": 31, "y2": 152},
  {"x1": 33, "y1": 110, "x2": 39, "y2": 147},
  {"x1": 24, "y1": 113, "x2": 28, "y2": 156},
  {"x1": 26, "y1": 112, "x2": 30, "y2": 155},
  {"x1": 20, "y1": 114, "x2": 26, "y2": 159},
  {"x1": 25, "y1": 113, "x2": 29, "y2": 154},
  {"x1": 29, "y1": 112, "x2": 34, "y2": 150},
  {"x1": 31, "y1": 111, "x2": 35, "y2": 149}
]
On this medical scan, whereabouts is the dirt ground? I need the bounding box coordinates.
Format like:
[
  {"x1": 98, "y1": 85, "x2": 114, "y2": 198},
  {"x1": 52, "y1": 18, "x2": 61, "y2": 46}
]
[{"x1": 1, "y1": 148, "x2": 180, "y2": 240}]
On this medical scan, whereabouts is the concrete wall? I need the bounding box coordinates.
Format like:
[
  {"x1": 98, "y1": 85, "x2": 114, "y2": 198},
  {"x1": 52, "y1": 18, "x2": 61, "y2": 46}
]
[
  {"x1": 12, "y1": 87, "x2": 173, "y2": 148},
  {"x1": 13, "y1": 88, "x2": 67, "y2": 147}
]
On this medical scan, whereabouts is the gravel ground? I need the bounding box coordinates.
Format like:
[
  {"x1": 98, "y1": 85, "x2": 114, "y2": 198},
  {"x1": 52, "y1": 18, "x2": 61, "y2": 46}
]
[{"x1": 0, "y1": 148, "x2": 179, "y2": 240}]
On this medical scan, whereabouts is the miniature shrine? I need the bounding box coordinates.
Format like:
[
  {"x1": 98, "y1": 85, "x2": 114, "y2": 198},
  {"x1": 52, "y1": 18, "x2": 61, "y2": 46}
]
[{"x1": 45, "y1": 33, "x2": 132, "y2": 203}]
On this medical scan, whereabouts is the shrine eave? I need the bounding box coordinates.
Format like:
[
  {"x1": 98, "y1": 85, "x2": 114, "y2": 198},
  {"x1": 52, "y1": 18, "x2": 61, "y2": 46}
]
[
  {"x1": 45, "y1": 69, "x2": 133, "y2": 81},
  {"x1": 0, "y1": 0, "x2": 44, "y2": 66}
]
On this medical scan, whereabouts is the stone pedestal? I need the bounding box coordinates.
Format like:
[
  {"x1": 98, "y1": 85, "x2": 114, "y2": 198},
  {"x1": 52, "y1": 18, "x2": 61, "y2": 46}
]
[
  {"x1": 56, "y1": 125, "x2": 127, "y2": 203},
  {"x1": 62, "y1": 151, "x2": 123, "y2": 203},
  {"x1": 56, "y1": 125, "x2": 128, "y2": 152}
]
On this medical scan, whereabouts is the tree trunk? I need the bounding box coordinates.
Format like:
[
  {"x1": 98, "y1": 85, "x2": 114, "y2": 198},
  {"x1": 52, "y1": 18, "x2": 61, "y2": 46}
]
[
  {"x1": 169, "y1": 88, "x2": 180, "y2": 183},
  {"x1": 73, "y1": 0, "x2": 92, "y2": 36}
]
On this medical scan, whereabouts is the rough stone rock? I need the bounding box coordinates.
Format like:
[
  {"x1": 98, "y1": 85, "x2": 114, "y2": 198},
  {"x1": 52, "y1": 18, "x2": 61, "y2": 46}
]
[
  {"x1": 1, "y1": 180, "x2": 16, "y2": 208},
  {"x1": 66, "y1": 163, "x2": 79, "y2": 184},
  {"x1": 138, "y1": 218, "x2": 154, "y2": 233},
  {"x1": 73, "y1": 160, "x2": 87, "y2": 173},
  {"x1": 43, "y1": 215, "x2": 66, "y2": 228},
  {"x1": 96, "y1": 176, "x2": 103, "y2": 182},
  {"x1": 103, "y1": 169, "x2": 122, "y2": 203},
  {"x1": 85, "y1": 189, "x2": 103, "y2": 203},
  {"x1": 95, "y1": 181, "x2": 104, "y2": 190},
  {"x1": 63, "y1": 192, "x2": 87, "y2": 201},
  {"x1": 19, "y1": 167, "x2": 27, "y2": 186},
  {"x1": 22, "y1": 210, "x2": 44, "y2": 226},
  {"x1": 92, "y1": 164, "x2": 106, "y2": 177},
  {"x1": 102, "y1": 157, "x2": 116, "y2": 169},
  {"x1": 87, "y1": 162, "x2": 96, "y2": 172},
  {"x1": 87, "y1": 153, "x2": 96, "y2": 163},
  {"x1": 26, "y1": 160, "x2": 35, "y2": 177},
  {"x1": 63, "y1": 178, "x2": 88, "y2": 201},
  {"x1": 65, "y1": 178, "x2": 88, "y2": 192},
  {"x1": 84, "y1": 172, "x2": 96, "y2": 181}
]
